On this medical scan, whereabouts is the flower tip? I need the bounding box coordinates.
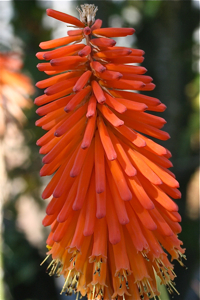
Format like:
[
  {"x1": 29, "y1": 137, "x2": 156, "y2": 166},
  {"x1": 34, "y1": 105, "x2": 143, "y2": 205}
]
[
  {"x1": 86, "y1": 112, "x2": 94, "y2": 118},
  {"x1": 35, "y1": 108, "x2": 41, "y2": 115},
  {"x1": 123, "y1": 192, "x2": 133, "y2": 201},
  {"x1": 81, "y1": 142, "x2": 90, "y2": 150},
  {"x1": 149, "y1": 76, "x2": 153, "y2": 82},
  {"x1": 99, "y1": 97, "x2": 106, "y2": 104},
  {"x1": 34, "y1": 99, "x2": 38, "y2": 105},
  {"x1": 40, "y1": 169, "x2": 44, "y2": 177},
  {"x1": 131, "y1": 28, "x2": 136, "y2": 34},
  {"x1": 97, "y1": 66, "x2": 106, "y2": 73},
  {"x1": 142, "y1": 55, "x2": 145, "y2": 62},
  {"x1": 64, "y1": 107, "x2": 70, "y2": 113},
  {"x1": 78, "y1": 50, "x2": 84, "y2": 57},
  {"x1": 110, "y1": 236, "x2": 121, "y2": 245},
  {"x1": 149, "y1": 222, "x2": 157, "y2": 231},
  {"x1": 109, "y1": 153, "x2": 117, "y2": 161},
  {"x1": 50, "y1": 59, "x2": 56, "y2": 66},
  {"x1": 35, "y1": 120, "x2": 40, "y2": 126},
  {"x1": 56, "y1": 215, "x2": 64, "y2": 223},
  {"x1": 72, "y1": 87, "x2": 78, "y2": 93},
  {"x1": 54, "y1": 131, "x2": 61, "y2": 137},
  {"x1": 53, "y1": 191, "x2": 61, "y2": 198},
  {"x1": 43, "y1": 53, "x2": 48, "y2": 60},
  {"x1": 72, "y1": 203, "x2": 81, "y2": 211},
  {"x1": 128, "y1": 169, "x2": 137, "y2": 177},
  {"x1": 70, "y1": 168, "x2": 79, "y2": 177},
  {"x1": 157, "y1": 99, "x2": 162, "y2": 105},
  {"x1": 111, "y1": 40, "x2": 116, "y2": 46},
  {"x1": 35, "y1": 82, "x2": 43, "y2": 89},
  {"x1": 39, "y1": 42, "x2": 45, "y2": 49},
  {"x1": 96, "y1": 212, "x2": 106, "y2": 219},
  {"x1": 84, "y1": 27, "x2": 91, "y2": 35},
  {"x1": 41, "y1": 193, "x2": 46, "y2": 200},
  {"x1": 42, "y1": 157, "x2": 48, "y2": 165},
  {"x1": 91, "y1": 19, "x2": 103, "y2": 31},
  {"x1": 117, "y1": 120, "x2": 124, "y2": 126},
  {"x1": 36, "y1": 52, "x2": 42, "y2": 59},
  {"x1": 101, "y1": 67, "x2": 106, "y2": 73},
  {"x1": 70, "y1": 173, "x2": 76, "y2": 179},
  {"x1": 165, "y1": 132, "x2": 171, "y2": 140},
  {"x1": 39, "y1": 148, "x2": 44, "y2": 154},
  {"x1": 176, "y1": 181, "x2": 180, "y2": 189},
  {"x1": 143, "y1": 67, "x2": 148, "y2": 74},
  {"x1": 96, "y1": 187, "x2": 105, "y2": 194},
  {"x1": 46, "y1": 8, "x2": 52, "y2": 16},
  {"x1": 149, "y1": 202, "x2": 155, "y2": 210},
  {"x1": 83, "y1": 228, "x2": 93, "y2": 236},
  {"x1": 120, "y1": 218, "x2": 130, "y2": 225},
  {"x1": 42, "y1": 219, "x2": 47, "y2": 227}
]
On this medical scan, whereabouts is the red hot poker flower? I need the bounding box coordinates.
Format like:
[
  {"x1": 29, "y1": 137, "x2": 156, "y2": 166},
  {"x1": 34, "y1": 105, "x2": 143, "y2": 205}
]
[
  {"x1": 36, "y1": 4, "x2": 186, "y2": 300},
  {"x1": 0, "y1": 52, "x2": 34, "y2": 137}
]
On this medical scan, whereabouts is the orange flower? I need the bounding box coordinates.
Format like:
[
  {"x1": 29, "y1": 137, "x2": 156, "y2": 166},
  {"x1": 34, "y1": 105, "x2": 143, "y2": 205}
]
[
  {"x1": 0, "y1": 52, "x2": 34, "y2": 136},
  {"x1": 36, "y1": 5, "x2": 186, "y2": 300}
]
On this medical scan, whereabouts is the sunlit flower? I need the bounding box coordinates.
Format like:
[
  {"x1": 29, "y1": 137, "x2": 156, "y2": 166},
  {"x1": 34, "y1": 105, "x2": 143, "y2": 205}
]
[
  {"x1": 36, "y1": 5, "x2": 186, "y2": 300},
  {"x1": 0, "y1": 52, "x2": 34, "y2": 137}
]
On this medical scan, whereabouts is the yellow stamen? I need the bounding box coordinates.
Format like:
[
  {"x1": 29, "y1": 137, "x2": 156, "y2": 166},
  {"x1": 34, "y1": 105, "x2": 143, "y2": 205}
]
[
  {"x1": 40, "y1": 254, "x2": 50, "y2": 266},
  {"x1": 76, "y1": 292, "x2": 79, "y2": 300},
  {"x1": 60, "y1": 270, "x2": 72, "y2": 294},
  {"x1": 92, "y1": 285, "x2": 95, "y2": 299},
  {"x1": 46, "y1": 259, "x2": 55, "y2": 270},
  {"x1": 168, "y1": 281, "x2": 180, "y2": 295}
]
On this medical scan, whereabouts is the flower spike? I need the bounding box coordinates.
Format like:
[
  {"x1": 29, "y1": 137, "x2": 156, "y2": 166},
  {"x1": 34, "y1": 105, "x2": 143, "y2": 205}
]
[{"x1": 36, "y1": 4, "x2": 185, "y2": 300}]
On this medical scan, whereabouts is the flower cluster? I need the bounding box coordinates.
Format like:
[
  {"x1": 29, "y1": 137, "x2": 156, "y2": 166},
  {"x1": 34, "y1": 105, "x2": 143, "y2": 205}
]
[
  {"x1": 0, "y1": 52, "x2": 33, "y2": 136},
  {"x1": 36, "y1": 5, "x2": 185, "y2": 300}
]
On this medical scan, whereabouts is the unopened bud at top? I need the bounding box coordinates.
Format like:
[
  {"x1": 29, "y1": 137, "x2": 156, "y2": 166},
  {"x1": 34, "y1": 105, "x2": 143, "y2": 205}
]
[{"x1": 77, "y1": 4, "x2": 98, "y2": 26}]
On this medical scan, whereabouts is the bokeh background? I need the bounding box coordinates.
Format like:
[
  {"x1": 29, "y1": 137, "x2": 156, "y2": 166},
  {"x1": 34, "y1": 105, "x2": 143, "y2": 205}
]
[{"x1": 1, "y1": 1, "x2": 199, "y2": 300}]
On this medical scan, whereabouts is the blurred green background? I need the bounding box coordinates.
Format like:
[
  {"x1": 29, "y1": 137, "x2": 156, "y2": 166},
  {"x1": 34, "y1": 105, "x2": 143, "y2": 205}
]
[{"x1": 1, "y1": 1, "x2": 199, "y2": 300}]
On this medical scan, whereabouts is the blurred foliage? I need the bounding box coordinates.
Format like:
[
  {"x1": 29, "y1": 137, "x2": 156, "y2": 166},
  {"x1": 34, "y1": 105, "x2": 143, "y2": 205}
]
[
  {"x1": 2, "y1": 1, "x2": 199, "y2": 300},
  {"x1": 3, "y1": 204, "x2": 59, "y2": 300}
]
